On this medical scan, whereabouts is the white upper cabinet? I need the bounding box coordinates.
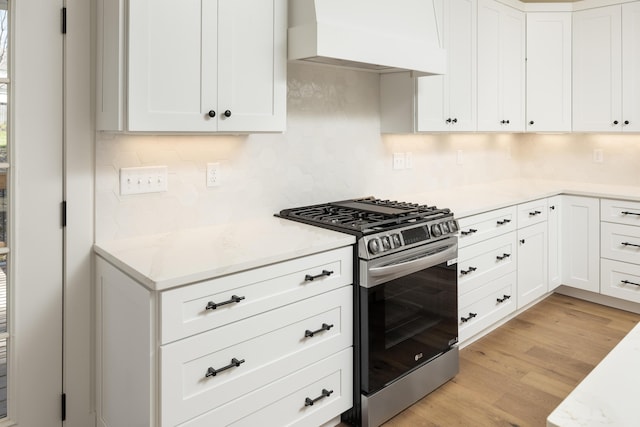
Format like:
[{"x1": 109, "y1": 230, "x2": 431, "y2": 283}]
[
  {"x1": 526, "y1": 13, "x2": 572, "y2": 132},
  {"x1": 573, "y1": 3, "x2": 640, "y2": 133},
  {"x1": 477, "y1": 0, "x2": 525, "y2": 132},
  {"x1": 380, "y1": 0, "x2": 477, "y2": 133},
  {"x1": 97, "y1": 0, "x2": 287, "y2": 133}
]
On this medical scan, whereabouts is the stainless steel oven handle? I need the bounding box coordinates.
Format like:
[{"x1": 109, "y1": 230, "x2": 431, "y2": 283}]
[{"x1": 368, "y1": 242, "x2": 457, "y2": 277}]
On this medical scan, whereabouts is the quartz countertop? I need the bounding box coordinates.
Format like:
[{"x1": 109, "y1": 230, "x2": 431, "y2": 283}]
[
  {"x1": 546, "y1": 321, "x2": 640, "y2": 426},
  {"x1": 95, "y1": 178, "x2": 640, "y2": 291},
  {"x1": 396, "y1": 179, "x2": 640, "y2": 219},
  {"x1": 94, "y1": 217, "x2": 355, "y2": 291}
]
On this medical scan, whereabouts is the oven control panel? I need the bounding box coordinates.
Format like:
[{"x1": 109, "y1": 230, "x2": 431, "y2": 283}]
[{"x1": 361, "y1": 218, "x2": 459, "y2": 259}]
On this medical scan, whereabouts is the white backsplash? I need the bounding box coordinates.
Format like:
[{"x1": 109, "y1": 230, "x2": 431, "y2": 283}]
[{"x1": 95, "y1": 63, "x2": 640, "y2": 242}]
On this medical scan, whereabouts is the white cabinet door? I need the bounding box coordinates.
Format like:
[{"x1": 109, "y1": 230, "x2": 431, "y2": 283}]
[
  {"x1": 622, "y1": 1, "x2": 640, "y2": 132},
  {"x1": 573, "y1": 5, "x2": 622, "y2": 132},
  {"x1": 517, "y1": 222, "x2": 548, "y2": 309},
  {"x1": 561, "y1": 196, "x2": 600, "y2": 292},
  {"x1": 128, "y1": 0, "x2": 218, "y2": 132},
  {"x1": 526, "y1": 13, "x2": 572, "y2": 132},
  {"x1": 477, "y1": 0, "x2": 525, "y2": 132},
  {"x1": 416, "y1": 0, "x2": 477, "y2": 132},
  {"x1": 217, "y1": 0, "x2": 286, "y2": 132},
  {"x1": 548, "y1": 196, "x2": 562, "y2": 290}
]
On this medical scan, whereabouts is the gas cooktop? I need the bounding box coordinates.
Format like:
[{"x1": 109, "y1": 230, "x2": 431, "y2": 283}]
[{"x1": 277, "y1": 197, "x2": 455, "y2": 236}]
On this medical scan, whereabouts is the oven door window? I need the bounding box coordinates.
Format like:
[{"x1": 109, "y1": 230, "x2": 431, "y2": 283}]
[{"x1": 361, "y1": 260, "x2": 458, "y2": 394}]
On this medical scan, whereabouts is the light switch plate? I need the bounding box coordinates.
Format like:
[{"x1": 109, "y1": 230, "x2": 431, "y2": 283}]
[{"x1": 120, "y1": 166, "x2": 168, "y2": 195}]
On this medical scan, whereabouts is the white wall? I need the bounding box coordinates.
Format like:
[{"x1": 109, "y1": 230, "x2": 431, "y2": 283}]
[{"x1": 95, "y1": 63, "x2": 518, "y2": 242}]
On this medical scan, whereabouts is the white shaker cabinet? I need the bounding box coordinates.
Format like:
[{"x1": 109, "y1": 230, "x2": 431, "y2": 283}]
[
  {"x1": 477, "y1": 0, "x2": 525, "y2": 132},
  {"x1": 97, "y1": 0, "x2": 287, "y2": 132},
  {"x1": 380, "y1": 0, "x2": 476, "y2": 133},
  {"x1": 526, "y1": 13, "x2": 572, "y2": 133},
  {"x1": 573, "y1": 3, "x2": 640, "y2": 132},
  {"x1": 561, "y1": 196, "x2": 600, "y2": 292},
  {"x1": 548, "y1": 196, "x2": 562, "y2": 291},
  {"x1": 516, "y1": 199, "x2": 549, "y2": 308}
]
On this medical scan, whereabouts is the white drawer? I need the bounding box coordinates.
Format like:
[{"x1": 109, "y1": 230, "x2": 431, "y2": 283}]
[
  {"x1": 517, "y1": 198, "x2": 548, "y2": 228},
  {"x1": 458, "y1": 272, "x2": 516, "y2": 343},
  {"x1": 181, "y1": 348, "x2": 353, "y2": 427},
  {"x1": 458, "y1": 232, "x2": 517, "y2": 296},
  {"x1": 601, "y1": 198, "x2": 640, "y2": 226},
  {"x1": 160, "y1": 246, "x2": 353, "y2": 343},
  {"x1": 457, "y1": 206, "x2": 517, "y2": 247},
  {"x1": 601, "y1": 259, "x2": 640, "y2": 303},
  {"x1": 601, "y1": 222, "x2": 640, "y2": 265},
  {"x1": 160, "y1": 286, "x2": 352, "y2": 426}
]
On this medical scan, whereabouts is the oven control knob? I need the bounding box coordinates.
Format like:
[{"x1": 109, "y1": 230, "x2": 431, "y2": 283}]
[
  {"x1": 431, "y1": 224, "x2": 443, "y2": 237},
  {"x1": 391, "y1": 233, "x2": 402, "y2": 248},
  {"x1": 441, "y1": 222, "x2": 450, "y2": 233},
  {"x1": 368, "y1": 239, "x2": 381, "y2": 255},
  {"x1": 448, "y1": 220, "x2": 459, "y2": 232},
  {"x1": 381, "y1": 236, "x2": 392, "y2": 251}
]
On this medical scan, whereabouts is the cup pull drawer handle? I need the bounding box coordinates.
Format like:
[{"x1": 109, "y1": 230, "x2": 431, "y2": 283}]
[
  {"x1": 205, "y1": 358, "x2": 245, "y2": 378},
  {"x1": 621, "y1": 211, "x2": 640, "y2": 216},
  {"x1": 496, "y1": 219, "x2": 511, "y2": 225},
  {"x1": 460, "y1": 267, "x2": 477, "y2": 275},
  {"x1": 305, "y1": 323, "x2": 334, "y2": 338},
  {"x1": 305, "y1": 269, "x2": 334, "y2": 282},
  {"x1": 497, "y1": 295, "x2": 512, "y2": 303},
  {"x1": 496, "y1": 253, "x2": 511, "y2": 261},
  {"x1": 621, "y1": 242, "x2": 640, "y2": 248},
  {"x1": 461, "y1": 313, "x2": 477, "y2": 323},
  {"x1": 206, "y1": 295, "x2": 245, "y2": 310},
  {"x1": 622, "y1": 280, "x2": 640, "y2": 287},
  {"x1": 304, "y1": 389, "x2": 333, "y2": 407},
  {"x1": 461, "y1": 228, "x2": 478, "y2": 236}
]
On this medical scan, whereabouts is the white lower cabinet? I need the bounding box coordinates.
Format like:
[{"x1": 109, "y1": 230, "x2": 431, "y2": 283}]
[
  {"x1": 517, "y1": 221, "x2": 548, "y2": 308},
  {"x1": 561, "y1": 196, "x2": 600, "y2": 292},
  {"x1": 548, "y1": 196, "x2": 562, "y2": 290},
  {"x1": 96, "y1": 246, "x2": 354, "y2": 427},
  {"x1": 601, "y1": 259, "x2": 640, "y2": 303}
]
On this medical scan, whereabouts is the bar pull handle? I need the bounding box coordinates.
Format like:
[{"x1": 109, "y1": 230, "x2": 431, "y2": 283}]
[
  {"x1": 622, "y1": 280, "x2": 640, "y2": 287},
  {"x1": 460, "y1": 266, "x2": 477, "y2": 275},
  {"x1": 305, "y1": 323, "x2": 334, "y2": 338},
  {"x1": 621, "y1": 211, "x2": 640, "y2": 216},
  {"x1": 528, "y1": 210, "x2": 542, "y2": 216},
  {"x1": 497, "y1": 295, "x2": 512, "y2": 303},
  {"x1": 461, "y1": 228, "x2": 478, "y2": 236},
  {"x1": 496, "y1": 253, "x2": 511, "y2": 261},
  {"x1": 305, "y1": 270, "x2": 334, "y2": 282},
  {"x1": 205, "y1": 358, "x2": 245, "y2": 378},
  {"x1": 461, "y1": 313, "x2": 477, "y2": 323},
  {"x1": 621, "y1": 242, "x2": 640, "y2": 248},
  {"x1": 305, "y1": 389, "x2": 333, "y2": 406},
  {"x1": 206, "y1": 295, "x2": 245, "y2": 310},
  {"x1": 496, "y1": 219, "x2": 511, "y2": 225}
]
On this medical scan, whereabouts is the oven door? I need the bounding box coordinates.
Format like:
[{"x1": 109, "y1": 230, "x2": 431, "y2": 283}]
[{"x1": 360, "y1": 236, "x2": 458, "y2": 395}]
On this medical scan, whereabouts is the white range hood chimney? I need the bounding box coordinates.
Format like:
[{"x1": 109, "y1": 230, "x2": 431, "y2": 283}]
[{"x1": 287, "y1": 0, "x2": 446, "y2": 76}]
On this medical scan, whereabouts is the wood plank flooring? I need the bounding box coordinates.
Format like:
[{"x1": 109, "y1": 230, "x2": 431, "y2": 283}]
[{"x1": 361, "y1": 294, "x2": 640, "y2": 427}]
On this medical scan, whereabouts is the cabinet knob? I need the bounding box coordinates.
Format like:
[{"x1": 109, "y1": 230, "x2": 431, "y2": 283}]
[
  {"x1": 208, "y1": 110, "x2": 216, "y2": 118},
  {"x1": 520, "y1": 239, "x2": 525, "y2": 244},
  {"x1": 224, "y1": 110, "x2": 232, "y2": 118},
  {"x1": 452, "y1": 118, "x2": 458, "y2": 123},
  {"x1": 446, "y1": 118, "x2": 452, "y2": 123},
  {"x1": 624, "y1": 120, "x2": 630, "y2": 125},
  {"x1": 529, "y1": 120, "x2": 534, "y2": 125},
  {"x1": 614, "y1": 120, "x2": 619, "y2": 125},
  {"x1": 501, "y1": 119, "x2": 510, "y2": 125}
]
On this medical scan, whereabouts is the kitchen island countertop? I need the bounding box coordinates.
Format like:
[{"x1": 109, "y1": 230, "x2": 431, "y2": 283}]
[
  {"x1": 94, "y1": 217, "x2": 355, "y2": 291},
  {"x1": 546, "y1": 320, "x2": 640, "y2": 426}
]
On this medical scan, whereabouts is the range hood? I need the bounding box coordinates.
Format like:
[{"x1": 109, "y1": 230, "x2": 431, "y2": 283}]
[{"x1": 287, "y1": 0, "x2": 446, "y2": 76}]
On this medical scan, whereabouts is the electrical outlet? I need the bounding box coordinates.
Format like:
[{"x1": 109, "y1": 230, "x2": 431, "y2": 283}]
[
  {"x1": 405, "y1": 152, "x2": 413, "y2": 169},
  {"x1": 207, "y1": 162, "x2": 221, "y2": 187},
  {"x1": 593, "y1": 149, "x2": 604, "y2": 163},
  {"x1": 393, "y1": 153, "x2": 405, "y2": 170},
  {"x1": 120, "y1": 166, "x2": 168, "y2": 195}
]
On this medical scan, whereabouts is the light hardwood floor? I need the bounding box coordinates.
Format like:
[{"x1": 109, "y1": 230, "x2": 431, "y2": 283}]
[{"x1": 368, "y1": 293, "x2": 640, "y2": 426}]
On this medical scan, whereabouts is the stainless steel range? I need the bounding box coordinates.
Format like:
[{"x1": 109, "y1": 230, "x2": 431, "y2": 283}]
[{"x1": 278, "y1": 197, "x2": 460, "y2": 427}]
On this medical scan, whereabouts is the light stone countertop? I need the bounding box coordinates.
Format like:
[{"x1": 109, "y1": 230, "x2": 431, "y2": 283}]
[
  {"x1": 95, "y1": 178, "x2": 640, "y2": 291},
  {"x1": 94, "y1": 217, "x2": 355, "y2": 291},
  {"x1": 546, "y1": 320, "x2": 640, "y2": 427}
]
